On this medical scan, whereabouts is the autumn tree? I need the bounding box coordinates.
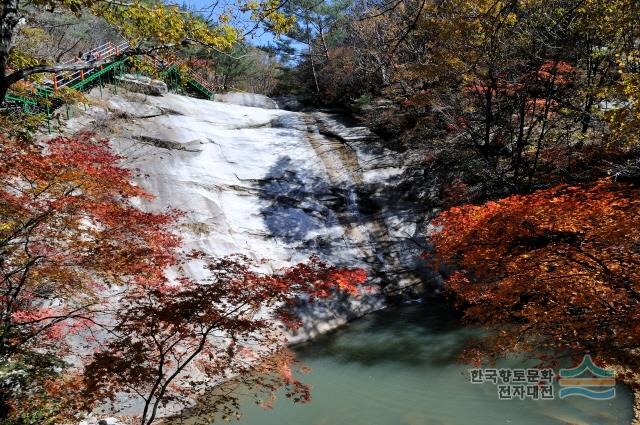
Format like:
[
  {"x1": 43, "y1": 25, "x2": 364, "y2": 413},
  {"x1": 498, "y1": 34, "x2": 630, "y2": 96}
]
[
  {"x1": 0, "y1": 132, "x2": 368, "y2": 424},
  {"x1": 604, "y1": 50, "x2": 640, "y2": 148},
  {"x1": 84, "y1": 255, "x2": 366, "y2": 425},
  {"x1": 0, "y1": 133, "x2": 181, "y2": 422},
  {"x1": 0, "y1": 0, "x2": 295, "y2": 104},
  {"x1": 380, "y1": 0, "x2": 638, "y2": 191},
  {"x1": 430, "y1": 179, "x2": 640, "y2": 376},
  {"x1": 280, "y1": 0, "x2": 640, "y2": 201}
]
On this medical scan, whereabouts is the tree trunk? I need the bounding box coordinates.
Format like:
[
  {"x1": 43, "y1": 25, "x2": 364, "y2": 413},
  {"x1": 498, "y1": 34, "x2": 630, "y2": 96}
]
[
  {"x1": 372, "y1": 52, "x2": 389, "y2": 86},
  {"x1": 0, "y1": 77, "x2": 8, "y2": 107},
  {"x1": 0, "y1": 0, "x2": 21, "y2": 107},
  {"x1": 307, "y1": 27, "x2": 320, "y2": 95},
  {"x1": 309, "y1": 48, "x2": 320, "y2": 95},
  {"x1": 318, "y1": 20, "x2": 330, "y2": 61}
]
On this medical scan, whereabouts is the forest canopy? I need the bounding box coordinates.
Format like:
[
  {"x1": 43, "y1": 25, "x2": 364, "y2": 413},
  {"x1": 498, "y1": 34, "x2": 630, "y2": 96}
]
[{"x1": 1, "y1": 0, "x2": 640, "y2": 423}]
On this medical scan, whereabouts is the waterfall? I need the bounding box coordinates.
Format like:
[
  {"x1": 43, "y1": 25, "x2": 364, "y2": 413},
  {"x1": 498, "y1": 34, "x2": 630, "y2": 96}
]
[{"x1": 63, "y1": 91, "x2": 435, "y2": 341}]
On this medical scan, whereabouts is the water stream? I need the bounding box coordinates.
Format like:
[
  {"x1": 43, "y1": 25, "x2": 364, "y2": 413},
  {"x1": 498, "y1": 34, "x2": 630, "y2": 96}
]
[
  {"x1": 70, "y1": 94, "x2": 634, "y2": 425},
  {"x1": 229, "y1": 302, "x2": 633, "y2": 425}
]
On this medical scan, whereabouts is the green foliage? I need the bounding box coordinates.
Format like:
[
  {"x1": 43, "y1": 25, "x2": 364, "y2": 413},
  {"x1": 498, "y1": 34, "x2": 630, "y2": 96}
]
[
  {"x1": 0, "y1": 353, "x2": 69, "y2": 425},
  {"x1": 219, "y1": 44, "x2": 281, "y2": 92},
  {"x1": 96, "y1": 1, "x2": 239, "y2": 50},
  {"x1": 0, "y1": 113, "x2": 47, "y2": 140},
  {"x1": 1, "y1": 0, "x2": 296, "y2": 109}
]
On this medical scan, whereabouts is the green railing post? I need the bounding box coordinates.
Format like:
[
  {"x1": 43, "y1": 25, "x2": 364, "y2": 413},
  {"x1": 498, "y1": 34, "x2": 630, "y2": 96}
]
[
  {"x1": 46, "y1": 105, "x2": 51, "y2": 134},
  {"x1": 2, "y1": 54, "x2": 214, "y2": 120}
]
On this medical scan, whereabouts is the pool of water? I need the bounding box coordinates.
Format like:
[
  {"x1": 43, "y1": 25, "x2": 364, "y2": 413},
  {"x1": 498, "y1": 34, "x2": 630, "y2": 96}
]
[{"x1": 224, "y1": 303, "x2": 633, "y2": 425}]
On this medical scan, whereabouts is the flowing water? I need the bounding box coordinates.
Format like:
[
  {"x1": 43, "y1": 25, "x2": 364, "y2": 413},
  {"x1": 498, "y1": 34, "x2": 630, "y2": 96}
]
[
  {"x1": 71, "y1": 94, "x2": 634, "y2": 424},
  {"x1": 229, "y1": 302, "x2": 633, "y2": 425}
]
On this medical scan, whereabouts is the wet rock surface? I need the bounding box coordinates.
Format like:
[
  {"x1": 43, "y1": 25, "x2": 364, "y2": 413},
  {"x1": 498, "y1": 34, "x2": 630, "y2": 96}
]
[
  {"x1": 62, "y1": 90, "x2": 436, "y2": 343},
  {"x1": 274, "y1": 95, "x2": 306, "y2": 111}
]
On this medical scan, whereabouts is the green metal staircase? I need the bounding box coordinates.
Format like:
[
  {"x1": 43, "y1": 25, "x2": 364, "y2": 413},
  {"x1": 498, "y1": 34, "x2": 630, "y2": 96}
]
[
  {"x1": 3, "y1": 41, "x2": 130, "y2": 114},
  {"x1": 154, "y1": 59, "x2": 215, "y2": 100},
  {"x1": 3, "y1": 40, "x2": 218, "y2": 117}
]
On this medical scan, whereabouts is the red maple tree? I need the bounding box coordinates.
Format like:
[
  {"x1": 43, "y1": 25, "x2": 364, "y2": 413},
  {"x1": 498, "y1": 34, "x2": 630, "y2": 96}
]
[
  {"x1": 0, "y1": 133, "x2": 182, "y2": 421},
  {"x1": 431, "y1": 179, "x2": 640, "y2": 374},
  {"x1": 0, "y1": 134, "x2": 367, "y2": 423},
  {"x1": 0, "y1": 134, "x2": 181, "y2": 353},
  {"x1": 84, "y1": 255, "x2": 366, "y2": 425}
]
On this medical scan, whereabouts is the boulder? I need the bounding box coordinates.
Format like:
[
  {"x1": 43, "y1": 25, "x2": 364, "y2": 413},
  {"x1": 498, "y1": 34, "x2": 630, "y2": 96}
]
[
  {"x1": 214, "y1": 92, "x2": 278, "y2": 109},
  {"x1": 274, "y1": 95, "x2": 305, "y2": 111},
  {"x1": 115, "y1": 73, "x2": 168, "y2": 96}
]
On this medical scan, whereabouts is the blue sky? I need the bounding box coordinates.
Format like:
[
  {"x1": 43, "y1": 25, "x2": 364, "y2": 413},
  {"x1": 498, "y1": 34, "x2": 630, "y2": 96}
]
[
  {"x1": 175, "y1": 0, "x2": 309, "y2": 63},
  {"x1": 181, "y1": 0, "x2": 279, "y2": 46}
]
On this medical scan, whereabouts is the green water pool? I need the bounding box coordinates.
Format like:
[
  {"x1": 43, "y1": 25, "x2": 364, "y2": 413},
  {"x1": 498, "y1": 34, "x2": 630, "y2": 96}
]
[{"x1": 215, "y1": 302, "x2": 634, "y2": 425}]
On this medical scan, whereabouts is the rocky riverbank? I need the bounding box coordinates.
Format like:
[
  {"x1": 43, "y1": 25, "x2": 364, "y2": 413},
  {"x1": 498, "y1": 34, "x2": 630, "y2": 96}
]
[
  {"x1": 59, "y1": 88, "x2": 436, "y2": 335},
  {"x1": 52, "y1": 87, "x2": 438, "y2": 422}
]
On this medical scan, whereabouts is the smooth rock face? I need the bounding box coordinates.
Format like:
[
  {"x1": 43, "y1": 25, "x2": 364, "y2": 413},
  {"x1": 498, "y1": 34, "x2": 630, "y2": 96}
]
[
  {"x1": 63, "y1": 90, "x2": 433, "y2": 340},
  {"x1": 115, "y1": 73, "x2": 168, "y2": 96},
  {"x1": 214, "y1": 91, "x2": 279, "y2": 109},
  {"x1": 63, "y1": 89, "x2": 437, "y2": 422}
]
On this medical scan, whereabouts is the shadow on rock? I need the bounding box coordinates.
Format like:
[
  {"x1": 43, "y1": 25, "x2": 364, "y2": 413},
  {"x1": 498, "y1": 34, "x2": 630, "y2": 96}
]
[{"x1": 258, "y1": 156, "x2": 350, "y2": 252}]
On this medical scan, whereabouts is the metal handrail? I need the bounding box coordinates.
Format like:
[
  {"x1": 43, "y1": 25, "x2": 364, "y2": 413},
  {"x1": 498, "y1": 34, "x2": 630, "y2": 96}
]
[
  {"x1": 54, "y1": 40, "x2": 130, "y2": 90},
  {"x1": 149, "y1": 55, "x2": 215, "y2": 98},
  {"x1": 3, "y1": 37, "x2": 221, "y2": 111}
]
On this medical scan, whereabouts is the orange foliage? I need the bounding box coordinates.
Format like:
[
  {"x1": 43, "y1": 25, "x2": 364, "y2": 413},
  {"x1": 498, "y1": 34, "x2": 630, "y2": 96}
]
[
  {"x1": 535, "y1": 60, "x2": 575, "y2": 85},
  {"x1": 0, "y1": 134, "x2": 180, "y2": 358},
  {"x1": 0, "y1": 134, "x2": 367, "y2": 423},
  {"x1": 0, "y1": 134, "x2": 183, "y2": 422},
  {"x1": 84, "y1": 255, "x2": 366, "y2": 425},
  {"x1": 524, "y1": 98, "x2": 558, "y2": 117},
  {"x1": 431, "y1": 180, "x2": 640, "y2": 371}
]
